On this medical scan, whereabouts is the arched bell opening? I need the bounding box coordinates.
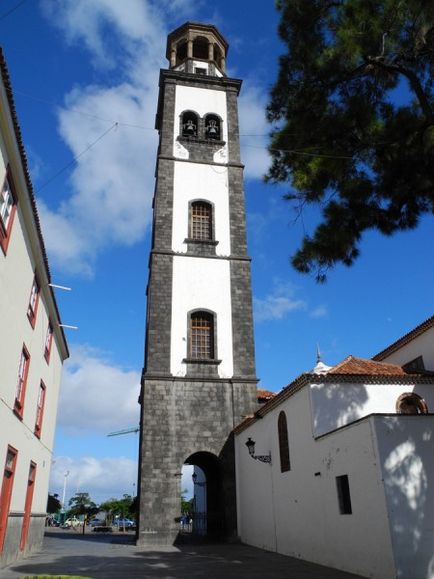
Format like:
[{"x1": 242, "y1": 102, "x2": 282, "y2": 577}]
[
  {"x1": 192, "y1": 36, "x2": 209, "y2": 60},
  {"x1": 179, "y1": 451, "x2": 224, "y2": 540},
  {"x1": 214, "y1": 44, "x2": 224, "y2": 71},
  {"x1": 176, "y1": 40, "x2": 188, "y2": 66}
]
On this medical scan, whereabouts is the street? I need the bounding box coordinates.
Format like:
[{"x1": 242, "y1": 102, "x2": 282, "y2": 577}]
[{"x1": 1, "y1": 528, "x2": 364, "y2": 578}]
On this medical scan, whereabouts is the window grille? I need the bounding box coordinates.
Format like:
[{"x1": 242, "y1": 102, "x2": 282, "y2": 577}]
[
  {"x1": 190, "y1": 312, "x2": 214, "y2": 359},
  {"x1": 191, "y1": 202, "x2": 212, "y2": 240}
]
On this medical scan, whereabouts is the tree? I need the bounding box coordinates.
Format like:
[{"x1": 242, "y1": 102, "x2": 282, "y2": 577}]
[
  {"x1": 181, "y1": 488, "x2": 193, "y2": 514},
  {"x1": 68, "y1": 492, "x2": 98, "y2": 519},
  {"x1": 267, "y1": 0, "x2": 434, "y2": 281},
  {"x1": 99, "y1": 494, "x2": 134, "y2": 525},
  {"x1": 46, "y1": 493, "x2": 62, "y2": 514}
]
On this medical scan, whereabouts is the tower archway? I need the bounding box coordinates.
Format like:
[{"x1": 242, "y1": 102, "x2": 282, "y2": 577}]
[{"x1": 184, "y1": 451, "x2": 224, "y2": 538}]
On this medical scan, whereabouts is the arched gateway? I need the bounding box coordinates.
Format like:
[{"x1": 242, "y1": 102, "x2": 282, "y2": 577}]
[{"x1": 137, "y1": 22, "x2": 258, "y2": 546}]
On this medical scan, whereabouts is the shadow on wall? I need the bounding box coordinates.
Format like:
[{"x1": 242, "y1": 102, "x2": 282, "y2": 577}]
[
  {"x1": 376, "y1": 416, "x2": 434, "y2": 579},
  {"x1": 312, "y1": 383, "x2": 368, "y2": 437}
]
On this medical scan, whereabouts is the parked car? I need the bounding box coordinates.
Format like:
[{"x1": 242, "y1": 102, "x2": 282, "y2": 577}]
[
  {"x1": 88, "y1": 518, "x2": 104, "y2": 527},
  {"x1": 113, "y1": 518, "x2": 135, "y2": 528},
  {"x1": 62, "y1": 517, "x2": 80, "y2": 528}
]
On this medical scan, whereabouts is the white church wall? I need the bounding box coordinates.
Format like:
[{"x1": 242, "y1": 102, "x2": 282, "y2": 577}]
[
  {"x1": 377, "y1": 325, "x2": 434, "y2": 372},
  {"x1": 373, "y1": 415, "x2": 434, "y2": 579},
  {"x1": 172, "y1": 161, "x2": 231, "y2": 256},
  {"x1": 173, "y1": 85, "x2": 228, "y2": 162},
  {"x1": 310, "y1": 381, "x2": 434, "y2": 438},
  {"x1": 235, "y1": 387, "x2": 397, "y2": 579},
  {"x1": 235, "y1": 412, "x2": 276, "y2": 552},
  {"x1": 170, "y1": 256, "x2": 233, "y2": 378}
]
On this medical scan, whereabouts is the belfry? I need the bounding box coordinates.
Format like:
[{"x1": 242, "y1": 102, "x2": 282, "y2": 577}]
[{"x1": 138, "y1": 22, "x2": 257, "y2": 545}]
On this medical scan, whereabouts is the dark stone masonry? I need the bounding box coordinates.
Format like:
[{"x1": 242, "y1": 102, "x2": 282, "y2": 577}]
[{"x1": 138, "y1": 23, "x2": 258, "y2": 546}]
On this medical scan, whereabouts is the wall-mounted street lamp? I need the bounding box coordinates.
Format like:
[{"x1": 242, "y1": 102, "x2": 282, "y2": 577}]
[{"x1": 245, "y1": 437, "x2": 272, "y2": 464}]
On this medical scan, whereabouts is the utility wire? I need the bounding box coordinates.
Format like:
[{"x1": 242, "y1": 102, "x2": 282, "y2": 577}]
[
  {"x1": 243, "y1": 142, "x2": 353, "y2": 160},
  {"x1": 36, "y1": 122, "x2": 118, "y2": 194},
  {"x1": 0, "y1": 0, "x2": 26, "y2": 22},
  {"x1": 9, "y1": 86, "x2": 353, "y2": 163},
  {"x1": 11, "y1": 87, "x2": 153, "y2": 131}
]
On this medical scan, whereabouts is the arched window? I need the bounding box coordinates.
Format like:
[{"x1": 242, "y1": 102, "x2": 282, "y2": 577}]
[
  {"x1": 204, "y1": 114, "x2": 221, "y2": 140},
  {"x1": 278, "y1": 411, "x2": 290, "y2": 472},
  {"x1": 181, "y1": 111, "x2": 198, "y2": 137},
  {"x1": 193, "y1": 36, "x2": 208, "y2": 60},
  {"x1": 396, "y1": 392, "x2": 428, "y2": 415},
  {"x1": 190, "y1": 311, "x2": 214, "y2": 360},
  {"x1": 190, "y1": 201, "x2": 212, "y2": 241}
]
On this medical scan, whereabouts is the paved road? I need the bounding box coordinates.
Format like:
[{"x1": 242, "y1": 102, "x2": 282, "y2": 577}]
[{"x1": 2, "y1": 528, "x2": 363, "y2": 578}]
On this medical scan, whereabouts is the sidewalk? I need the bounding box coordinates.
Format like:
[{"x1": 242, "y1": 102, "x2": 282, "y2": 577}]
[{"x1": 2, "y1": 528, "x2": 364, "y2": 578}]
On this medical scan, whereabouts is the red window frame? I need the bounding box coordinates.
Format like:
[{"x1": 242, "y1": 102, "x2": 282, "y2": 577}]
[
  {"x1": 20, "y1": 461, "x2": 36, "y2": 551},
  {"x1": 0, "y1": 169, "x2": 17, "y2": 255},
  {"x1": 15, "y1": 345, "x2": 30, "y2": 418},
  {"x1": 0, "y1": 446, "x2": 18, "y2": 553},
  {"x1": 34, "y1": 381, "x2": 46, "y2": 438},
  {"x1": 44, "y1": 323, "x2": 53, "y2": 363},
  {"x1": 27, "y1": 276, "x2": 40, "y2": 328}
]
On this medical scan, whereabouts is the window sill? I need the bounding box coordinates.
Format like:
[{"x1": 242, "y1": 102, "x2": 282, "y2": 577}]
[
  {"x1": 178, "y1": 136, "x2": 226, "y2": 146},
  {"x1": 27, "y1": 312, "x2": 36, "y2": 329},
  {"x1": 13, "y1": 405, "x2": 23, "y2": 420},
  {"x1": 184, "y1": 238, "x2": 219, "y2": 246},
  {"x1": 183, "y1": 358, "x2": 221, "y2": 365}
]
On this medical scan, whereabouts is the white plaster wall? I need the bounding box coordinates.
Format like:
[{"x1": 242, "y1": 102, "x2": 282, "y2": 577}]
[
  {"x1": 172, "y1": 161, "x2": 230, "y2": 256},
  {"x1": 373, "y1": 415, "x2": 434, "y2": 579},
  {"x1": 174, "y1": 62, "x2": 223, "y2": 78},
  {"x1": 377, "y1": 326, "x2": 434, "y2": 372},
  {"x1": 0, "y1": 90, "x2": 65, "y2": 522},
  {"x1": 170, "y1": 256, "x2": 233, "y2": 377},
  {"x1": 0, "y1": 197, "x2": 64, "y2": 515},
  {"x1": 173, "y1": 85, "x2": 228, "y2": 163},
  {"x1": 310, "y1": 381, "x2": 434, "y2": 437},
  {"x1": 235, "y1": 387, "x2": 397, "y2": 579}
]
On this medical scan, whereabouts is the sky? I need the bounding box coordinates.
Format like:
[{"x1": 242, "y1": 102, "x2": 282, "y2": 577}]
[{"x1": 1, "y1": 0, "x2": 433, "y2": 506}]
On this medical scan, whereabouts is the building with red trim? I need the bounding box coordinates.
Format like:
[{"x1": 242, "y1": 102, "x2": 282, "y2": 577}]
[{"x1": 0, "y1": 49, "x2": 69, "y2": 567}]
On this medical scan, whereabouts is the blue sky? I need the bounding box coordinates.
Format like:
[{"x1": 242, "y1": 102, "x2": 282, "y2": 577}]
[{"x1": 2, "y1": 0, "x2": 433, "y2": 504}]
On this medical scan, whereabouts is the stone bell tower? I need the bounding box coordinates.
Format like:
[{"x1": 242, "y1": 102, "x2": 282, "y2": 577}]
[{"x1": 137, "y1": 22, "x2": 258, "y2": 546}]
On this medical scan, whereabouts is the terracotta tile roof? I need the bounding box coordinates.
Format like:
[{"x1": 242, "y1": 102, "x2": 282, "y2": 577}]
[
  {"x1": 329, "y1": 355, "x2": 406, "y2": 376},
  {"x1": 234, "y1": 358, "x2": 434, "y2": 435},
  {"x1": 257, "y1": 388, "x2": 275, "y2": 402},
  {"x1": 373, "y1": 315, "x2": 434, "y2": 361},
  {"x1": 0, "y1": 48, "x2": 68, "y2": 357}
]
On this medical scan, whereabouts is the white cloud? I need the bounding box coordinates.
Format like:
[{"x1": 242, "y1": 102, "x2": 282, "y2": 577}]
[
  {"x1": 254, "y1": 280, "x2": 306, "y2": 322},
  {"x1": 239, "y1": 82, "x2": 270, "y2": 180},
  {"x1": 37, "y1": 0, "x2": 184, "y2": 274},
  {"x1": 50, "y1": 455, "x2": 137, "y2": 505},
  {"x1": 310, "y1": 305, "x2": 328, "y2": 319},
  {"x1": 58, "y1": 345, "x2": 140, "y2": 435},
  {"x1": 38, "y1": 1, "x2": 270, "y2": 274}
]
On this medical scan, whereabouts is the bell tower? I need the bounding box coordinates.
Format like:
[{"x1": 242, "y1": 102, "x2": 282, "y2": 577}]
[{"x1": 138, "y1": 22, "x2": 258, "y2": 546}]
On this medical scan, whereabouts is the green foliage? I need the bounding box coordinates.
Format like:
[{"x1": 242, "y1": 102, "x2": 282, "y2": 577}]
[
  {"x1": 99, "y1": 494, "x2": 134, "y2": 524},
  {"x1": 46, "y1": 493, "x2": 62, "y2": 514},
  {"x1": 181, "y1": 488, "x2": 194, "y2": 513},
  {"x1": 267, "y1": 0, "x2": 434, "y2": 280},
  {"x1": 68, "y1": 492, "x2": 98, "y2": 519}
]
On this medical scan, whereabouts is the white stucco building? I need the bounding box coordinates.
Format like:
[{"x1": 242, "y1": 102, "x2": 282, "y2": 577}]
[
  {"x1": 0, "y1": 49, "x2": 69, "y2": 566},
  {"x1": 235, "y1": 315, "x2": 434, "y2": 579}
]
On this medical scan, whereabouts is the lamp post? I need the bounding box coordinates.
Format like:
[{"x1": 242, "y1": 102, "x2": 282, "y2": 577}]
[
  {"x1": 245, "y1": 437, "x2": 272, "y2": 464},
  {"x1": 61, "y1": 470, "x2": 70, "y2": 512}
]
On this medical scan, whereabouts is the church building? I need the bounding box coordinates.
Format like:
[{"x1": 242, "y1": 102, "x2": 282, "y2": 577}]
[{"x1": 138, "y1": 22, "x2": 258, "y2": 545}]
